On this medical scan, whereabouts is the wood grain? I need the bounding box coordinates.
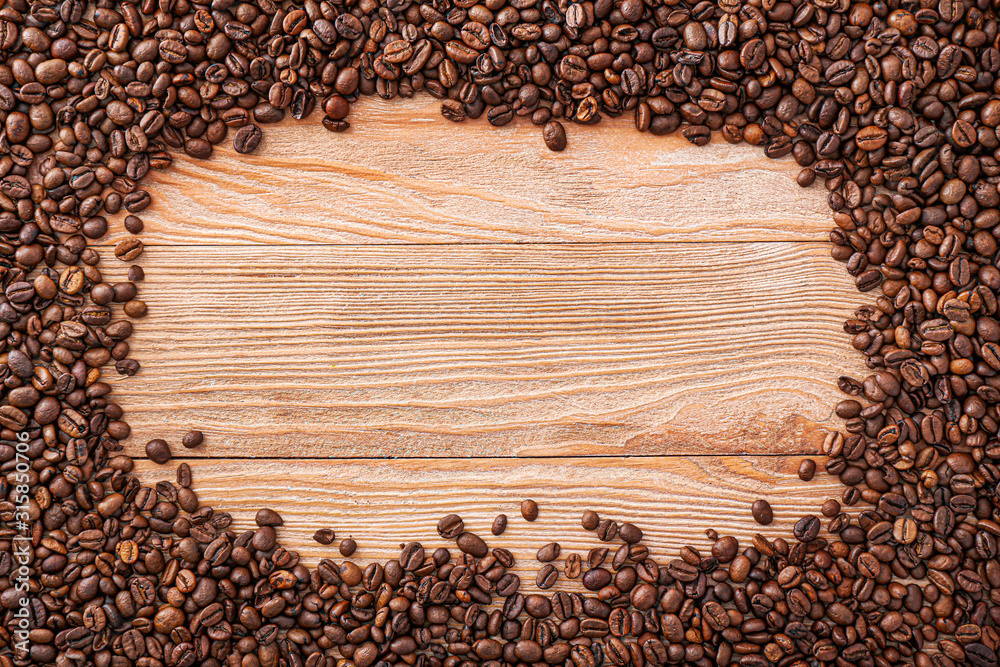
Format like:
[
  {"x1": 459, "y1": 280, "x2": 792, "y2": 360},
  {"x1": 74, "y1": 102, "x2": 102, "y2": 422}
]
[
  {"x1": 103, "y1": 242, "x2": 867, "y2": 459},
  {"x1": 101, "y1": 100, "x2": 863, "y2": 557},
  {"x1": 134, "y1": 456, "x2": 855, "y2": 571},
  {"x1": 104, "y1": 97, "x2": 833, "y2": 246}
]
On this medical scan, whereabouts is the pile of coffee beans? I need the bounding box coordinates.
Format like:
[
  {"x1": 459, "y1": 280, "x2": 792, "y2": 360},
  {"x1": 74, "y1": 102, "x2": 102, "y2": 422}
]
[{"x1": 2, "y1": 0, "x2": 1000, "y2": 663}]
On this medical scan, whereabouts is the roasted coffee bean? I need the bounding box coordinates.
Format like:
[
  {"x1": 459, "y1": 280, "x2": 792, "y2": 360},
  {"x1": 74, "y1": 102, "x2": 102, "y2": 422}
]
[
  {"x1": 597, "y1": 519, "x2": 618, "y2": 541},
  {"x1": 145, "y1": 439, "x2": 171, "y2": 465},
  {"x1": 457, "y1": 532, "x2": 488, "y2": 557},
  {"x1": 256, "y1": 508, "x2": 283, "y2": 526},
  {"x1": 751, "y1": 500, "x2": 773, "y2": 525},
  {"x1": 339, "y1": 538, "x2": 357, "y2": 557},
  {"x1": 543, "y1": 121, "x2": 567, "y2": 152},
  {"x1": 313, "y1": 528, "x2": 336, "y2": 545},
  {"x1": 536, "y1": 564, "x2": 558, "y2": 589},
  {"x1": 114, "y1": 238, "x2": 144, "y2": 261},
  {"x1": 619, "y1": 523, "x2": 643, "y2": 544},
  {"x1": 124, "y1": 215, "x2": 144, "y2": 234},
  {"x1": 234, "y1": 124, "x2": 264, "y2": 154},
  {"x1": 537, "y1": 543, "x2": 561, "y2": 562},
  {"x1": 521, "y1": 499, "x2": 539, "y2": 522},
  {"x1": 438, "y1": 514, "x2": 465, "y2": 539},
  {"x1": 793, "y1": 515, "x2": 820, "y2": 542}
]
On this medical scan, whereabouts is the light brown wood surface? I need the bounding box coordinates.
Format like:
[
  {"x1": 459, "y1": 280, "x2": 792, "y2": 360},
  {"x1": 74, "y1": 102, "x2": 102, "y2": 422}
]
[
  {"x1": 111, "y1": 97, "x2": 860, "y2": 554},
  {"x1": 107, "y1": 243, "x2": 866, "y2": 458},
  {"x1": 104, "y1": 98, "x2": 832, "y2": 246}
]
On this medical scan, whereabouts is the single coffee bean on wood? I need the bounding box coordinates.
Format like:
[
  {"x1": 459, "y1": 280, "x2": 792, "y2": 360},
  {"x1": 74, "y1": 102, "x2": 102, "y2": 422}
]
[
  {"x1": 313, "y1": 529, "x2": 336, "y2": 545},
  {"x1": 542, "y1": 121, "x2": 567, "y2": 152},
  {"x1": 145, "y1": 439, "x2": 171, "y2": 465},
  {"x1": 339, "y1": 538, "x2": 357, "y2": 557},
  {"x1": 751, "y1": 500, "x2": 773, "y2": 526}
]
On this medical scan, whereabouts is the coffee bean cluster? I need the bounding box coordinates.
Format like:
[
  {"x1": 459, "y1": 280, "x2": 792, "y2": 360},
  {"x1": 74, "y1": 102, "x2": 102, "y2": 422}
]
[{"x1": 1, "y1": 0, "x2": 1000, "y2": 664}]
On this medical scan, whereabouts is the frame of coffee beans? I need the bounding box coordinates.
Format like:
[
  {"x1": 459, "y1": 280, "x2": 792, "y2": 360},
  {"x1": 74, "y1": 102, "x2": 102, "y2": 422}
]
[{"x1": 2, "y1": 0, "x2": 1000, "y2": 666}]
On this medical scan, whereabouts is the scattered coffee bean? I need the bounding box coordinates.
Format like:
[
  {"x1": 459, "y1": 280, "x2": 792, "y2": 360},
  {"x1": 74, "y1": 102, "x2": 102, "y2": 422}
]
[
  {"x1": 437, "y1": 513, "x2": 464, "y2": 539},
  {"x1": 234, "y1": 124, "x2": 264, "y2": 154},
  {"x1": 339, "y1": 538, "x2": 357, "y2": 557},
  {"x1": 256, "y1": 508, "x2": 283, "y2": 526},
  {"x1": 537, "y1": 542, "x2": 561, "y2": 562},
  {"x1": 618, "y1": 522, "x2": 643, "y2": 544},
  {"x1": 145, "y1": 439, "x2": 172, "y2": 465},
  {"x1": 521, "y1": 499, "x2": 538, "y2": 522},
  {"x1": 596, "y1": 519, "x2": 618, "y2": 541},
  {"x1": 751, "y1": 500, "x2": 773, "y2": 526},
  {"x1": 542, "y1": 121, "x2": 567, "y2": 152},
  {"x1": 124, "y1": 215, "x2": 144, "y2": 234},
  {"x1": 313, "y1": 529, "x2": 336, "y2": 545}
]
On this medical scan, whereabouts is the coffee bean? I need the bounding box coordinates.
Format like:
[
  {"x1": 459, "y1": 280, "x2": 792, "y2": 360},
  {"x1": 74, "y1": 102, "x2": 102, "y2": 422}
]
[
  {"x1": 123, "y1": 300, "x2": 147, "y2": 318},
  {"x1": 543, "y1": 121, "x2": 567, "y2": 152},
  {"x1": 537, "y1": 542, "x2": 561, "y2": 562},
  {"x1": 181, "y1": 430, "x2": 204, "y2": 449},
  {"x1": 492, "y1": 514, "x2": 507, "y2": 536},
  {"x1": 176, "y1": 463, "x2": 192, "y2": 488},
  {"x1": 255, "y1": 508, "x2": 283, "y2": 526},
  {"x1": 399, "y1": 542, "x2": 425, "y2": 570},
  {"x1": 145, "y1": 439, "x2": 172, "y2": 465},
  {"x1": 564, "y1": 552, "x2": 582, "y2": 579},
  {"x1": 536, "y1": 564, "x2": 558, "y2": 589},
  {"x1": 521, "y1": 499, "x2": 539, "y2": 522},
  {"x1": 582, "y1": 567, "x2": 612, "y2": 591},
  {"x1": 123, "y1": 215, "x2": 144, "y2": 234},
  {"x1": 313, "y1": 528, "x2": 336, "y2": 545},
  {"x1": 619, "y1": 522, "x2": 643, "y2": 544},
  {"x1": 438, "y1": 513, "x2": 464, "y2": 539},
  {"x1": 234, "y1": 124, "x2": 263, "y2": 154},
  {"x1": 751, "y1": 500, "x2": 773, "y2": 525},
  {"x1": 339, "y1": 538, "x2": 357, "y2": 557},
  {"x1": 582, "y1": 510, "x2": 599, "y2": 530},
  {"x1": 596, "y1": 519, "x2": 618, "y2": 541},
  {"x1": 793, "y1": 515, "x2": 820, "y2": 542},
  {"x1": 454, "y1": 531, "x2": 486, "y2": 558},
  {"x1": 114, "y1": 238, "x2": 143, "y2": 261}
]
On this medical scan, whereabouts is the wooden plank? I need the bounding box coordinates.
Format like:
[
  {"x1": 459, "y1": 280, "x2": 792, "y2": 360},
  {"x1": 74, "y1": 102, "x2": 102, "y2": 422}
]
[
  {"x1": 103, "y1": 242, "x2": 866, "y2": 459},
  {"x1": 107, "y1": 97, "x2": 832, "y2": 246},
  {"x1": 133, "y1": 456, "x2": 852, "y2": 571}
]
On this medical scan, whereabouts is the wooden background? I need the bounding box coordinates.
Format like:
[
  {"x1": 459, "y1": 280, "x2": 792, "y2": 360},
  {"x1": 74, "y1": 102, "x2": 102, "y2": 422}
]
[{"x1": 100, "y1": 96, "x2": 871, "y2": 573}]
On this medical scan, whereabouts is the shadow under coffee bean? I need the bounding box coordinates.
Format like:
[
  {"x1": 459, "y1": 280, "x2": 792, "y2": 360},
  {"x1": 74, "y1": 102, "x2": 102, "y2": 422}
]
[{"x1": 2, "y1": 0, "x2": 1000, "y2": 666}]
